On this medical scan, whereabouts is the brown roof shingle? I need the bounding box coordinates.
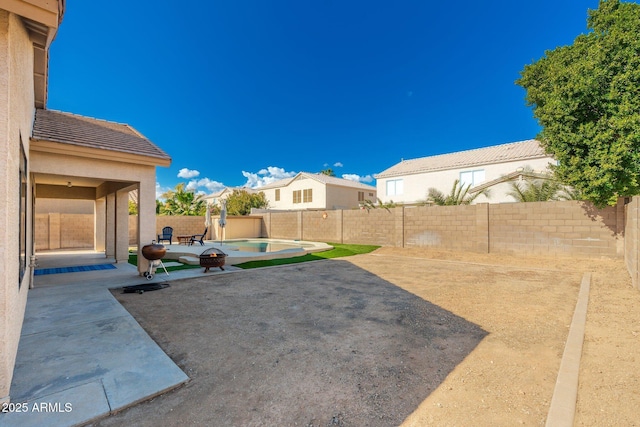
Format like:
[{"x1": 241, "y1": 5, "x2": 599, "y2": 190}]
[
  {"x1": 375, "y1": 139, "x2": 550, "y2": 179},
  {"x1": 32, "y1": 109, "x2": 171, "y2": 162}
]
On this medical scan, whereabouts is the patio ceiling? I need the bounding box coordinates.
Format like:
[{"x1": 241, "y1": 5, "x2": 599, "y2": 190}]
[{"x1": 34, "y1": 172, "x2": 136, "y2": 200}]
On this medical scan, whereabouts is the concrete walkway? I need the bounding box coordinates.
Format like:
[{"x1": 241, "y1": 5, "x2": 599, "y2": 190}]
[{"x1": 3, "y1": 250, "x2": 234, "y2": 427}]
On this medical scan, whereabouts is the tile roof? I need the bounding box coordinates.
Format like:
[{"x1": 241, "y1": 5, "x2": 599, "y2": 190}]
[
  {"x1": 375, "y1": 139, "x2": 550, "y2": 179},
  {"x1": 469, "y1": 170, "x2": 553, "y2": 193},
  {"x1": 258, "y1": 172, "x2": 376, "y2": 190},
  {"x1": 205, "y1": 187, "x2": 256, "y2": 198},
  {"x1": 32, "y1": 109, "x2": 171, "y2": 162},
  {"x1": 254, "y1": 176, "x2": 297, "y2": 190},
  {"x1": 298, "y1": 172, "x2": 376, "y2": 190}
]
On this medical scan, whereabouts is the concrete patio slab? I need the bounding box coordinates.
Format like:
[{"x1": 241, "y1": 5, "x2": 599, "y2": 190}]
[
  {"x1": 2, "y1": 252, "x2": 207, "y2": 427},
  {"x1": 2, "y1": 381, "x2": 109, "y2": 427}
]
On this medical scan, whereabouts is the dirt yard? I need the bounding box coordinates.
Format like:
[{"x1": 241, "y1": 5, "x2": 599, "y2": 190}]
[{"x1": 92, "y1": 248, "x2": 640, "y2": 426}]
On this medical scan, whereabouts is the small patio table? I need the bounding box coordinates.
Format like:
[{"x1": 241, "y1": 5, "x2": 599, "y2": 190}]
[{"x1": 177, "y1": 235, "x2": 192, "y2": 245}]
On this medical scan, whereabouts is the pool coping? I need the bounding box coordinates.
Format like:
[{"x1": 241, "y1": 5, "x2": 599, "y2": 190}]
[{"x1": 159, "y1": 238, "x2": 333, "y2": 265}]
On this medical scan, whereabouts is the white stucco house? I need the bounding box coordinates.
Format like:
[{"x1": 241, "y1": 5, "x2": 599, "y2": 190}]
[
  {"x1": 258, "y1": 172, "x2": 377, "y2": 210},
  {"x1": 375, "y1": 139, "x2": 557, "y2": 205}
]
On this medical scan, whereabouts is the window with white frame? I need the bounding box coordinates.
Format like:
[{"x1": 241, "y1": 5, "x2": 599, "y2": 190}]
[
  {"x1": 459, "y1": 169, "x2": 485, "y2": 187},
  {"x1": 303, "y1": 188, "x2": 313, "y2": 203},
  {"x1": 386, "y1": 179, "x2": 403, "y2": 196}
]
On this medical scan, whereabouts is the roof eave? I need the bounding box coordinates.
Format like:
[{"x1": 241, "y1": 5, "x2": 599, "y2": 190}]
[
  {"x1": 376, "y1": 154, "x2": 551, "y2": 179},
  {"x1": 30, "y1": 138, "x2": 172, "y2": 167},
  {"x1": 9, "y1": 0, "x2": 66, "y2": 108}
]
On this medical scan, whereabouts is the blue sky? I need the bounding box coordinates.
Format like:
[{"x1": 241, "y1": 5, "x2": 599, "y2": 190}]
[{"x1": 47, "y1": 0, "x2": 600, "y2": 197}]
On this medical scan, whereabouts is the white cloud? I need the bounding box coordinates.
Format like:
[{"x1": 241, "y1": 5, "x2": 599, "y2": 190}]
[
  {"x1": 342, "y1": 173, "x2": 374, "y2": 183},
  {"x1": 242, "y1": 166, "x2": 297, "y2": 188},
  {"x1": 177, "y1": 168, "x2": 200, "y2": 179},
  {"x1": 186, "y1": 178, "x2": 225, "y2": 194},
  {"x1": 333, "y1": 162, "x2": 344, "y2": 168}
]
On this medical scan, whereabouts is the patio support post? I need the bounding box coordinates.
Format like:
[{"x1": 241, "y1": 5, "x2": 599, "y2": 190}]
[
  {"x1": 137, "y1": 178, "x2": 156, "y2": 275},
  {"x1": 95, "y1": 197, "x2": 106, "y2": 252},
  {"x1": 115, "y1": 190, "x2": 129, "y2": 263},
  {"x1": 105, "y1": 193, "x2": 115, "y2": 259}
]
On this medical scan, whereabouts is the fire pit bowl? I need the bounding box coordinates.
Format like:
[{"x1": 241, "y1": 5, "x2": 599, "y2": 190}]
[
  {"x1": 142, "y1": 243, "x2": 166, "y2": 261},
  {"x1": 199, "y1": 248, "x2": 227, "y2": 272}
]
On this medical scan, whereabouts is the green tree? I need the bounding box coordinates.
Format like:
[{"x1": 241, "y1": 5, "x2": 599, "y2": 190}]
[
  {"x1": 159, "y1": 183, "x2": 207, "y2": 216},
  {"x1": 425, "y1": 180, "x2": 489, "y2": 206},
  {"x1": 225, "y1": 190, "x2": 269, "y2": 215},
  {"x1": 128, "y1": 200, "x2": 138, "y2": 215},
  {"x1": 516, "y1": 0, "x2": 640, "y2": 207}
]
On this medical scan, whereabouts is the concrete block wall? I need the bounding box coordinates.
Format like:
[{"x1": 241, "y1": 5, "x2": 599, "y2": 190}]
[
  {"x1": 266, "y1": 211, "x2": 302, "y2": 240},
  {"x1": 342, "y1": 208, "x2": 404, "y2": 247},
  {"x1": 301, "y1": 210, "x2": 342, "y2": 243},
  {"x1": 262, "y1": 200, "x2": 623, "y2": 259},
  {"x1": 404, "y1": 204, "x2": 489, "y2": 252},
  {"x1": 489, "y1": 201, "x2": 622, "y2": 257},
  {"x1": 34, "y1": 214, "x2": 49, "y2": 251},
  {"x1": 60, "y1": 214, "x2": 94, "y2": 248},
  {"x1": 36, "y1": 200, "x2": 630, "y2": 264},
  {"x1": 34, "y1": 213, "x2": 93, "y2": 250},
  {"x1": 625, "y1": 198, "x2": 639, "y2": 289}
]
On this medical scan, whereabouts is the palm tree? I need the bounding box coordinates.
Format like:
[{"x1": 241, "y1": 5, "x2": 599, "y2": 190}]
[
  {"x1": 506, "y1": 169, "x2": 572, "y2": 202},
  {"x1": 319, "y1": 168, "x2": 335, "y2": 176},
  {"x1": 159, "y1": 183, "x2": 207, "y2": 215},
  {"x1": 556, "y1": 186, "x2": 583, "y2": 201},
  {"x1": 425, "y1": 180, "x2": 489, "y2": 206}
]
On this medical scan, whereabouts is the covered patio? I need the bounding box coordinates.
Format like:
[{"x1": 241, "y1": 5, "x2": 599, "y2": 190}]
[{"x1": 30, "y1": 108, "x2": 171, "y2": 277}]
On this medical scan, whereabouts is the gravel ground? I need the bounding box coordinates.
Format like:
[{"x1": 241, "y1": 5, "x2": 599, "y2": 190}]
[{"x1": 90, "y1": 248, "x2": 639, "y2": 426}]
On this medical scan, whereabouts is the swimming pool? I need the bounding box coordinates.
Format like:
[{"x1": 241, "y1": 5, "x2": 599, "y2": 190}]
[
  {"x1": 162, "y1": 239, "x2": 333, "y2": 266},
  {"x1": 224, "y1": 239, "x2": 312, "y2": 253}
]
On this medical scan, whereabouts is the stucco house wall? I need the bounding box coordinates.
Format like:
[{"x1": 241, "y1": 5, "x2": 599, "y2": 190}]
[
  {"x1": 0, "y1": 10, "x2": 37, "y2": 404},
  {"x1": 377, "y1": 156, "x2": 555, "y2": 205},
  {"x1": 376, "y1": 140, "x2": 557, "y2": 205},
  {"x1": 325, "y1": 184, "x2": 376, "y2": 210},
  {"x1": 262, "y1": 176, "x2": 328, "y2": 210},
  {"x1": 260, "y1": 173, "x2": 377, "y2": 210}
]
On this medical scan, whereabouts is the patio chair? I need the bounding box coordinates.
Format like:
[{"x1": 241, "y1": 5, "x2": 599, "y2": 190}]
[
  {"x1": 157, "y1": 226, "x2": 173, "y2": 245},
  {"x1": 189, "y1": 227, "x2": 208, "y2": 246}
]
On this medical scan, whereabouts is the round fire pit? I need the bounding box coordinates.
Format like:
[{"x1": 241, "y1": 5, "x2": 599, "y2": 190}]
[{"x1": 199, "y1": 248, "x2": 227, "y2": 272}]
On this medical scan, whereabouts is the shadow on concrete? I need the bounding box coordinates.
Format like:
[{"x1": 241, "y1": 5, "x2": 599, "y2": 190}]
[
  {"x1": 3, "y1": 251, "x2": 230, "y2": 427},
  {"x1": 97, "y1": 259, "x2": 488, "y2": 427}
]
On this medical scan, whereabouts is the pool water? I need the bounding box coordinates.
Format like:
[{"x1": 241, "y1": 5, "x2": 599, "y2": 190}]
[{"x1": 225, "y1": 240, "x2": 306, "y2": 253}]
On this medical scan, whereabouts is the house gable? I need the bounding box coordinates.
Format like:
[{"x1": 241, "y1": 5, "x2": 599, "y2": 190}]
[{"x1": 259, "y1": 172, "x2": 376, "y2": 210}]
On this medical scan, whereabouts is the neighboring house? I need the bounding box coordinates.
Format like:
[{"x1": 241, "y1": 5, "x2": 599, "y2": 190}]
[
  {"x1": 203, "y1": 186, "x2": 257, "y2": 207},
  {"x1": 375, "y1": 139, "x2": 557, "y2": 205},
  {"x1": 258, "y1": 172, "x2": 377, "y2": 210},
  {"x1": 0, "y1": 2, "x2": 171, "y2": 404}
]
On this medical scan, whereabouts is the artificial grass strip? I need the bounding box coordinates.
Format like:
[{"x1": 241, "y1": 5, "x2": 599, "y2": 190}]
[
  {"x1": 128, "y1": 254, "x2": 200, "y2": 272},
  {"x1": 235, "y1": 243, "x2": 380, "y2": 269}
]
